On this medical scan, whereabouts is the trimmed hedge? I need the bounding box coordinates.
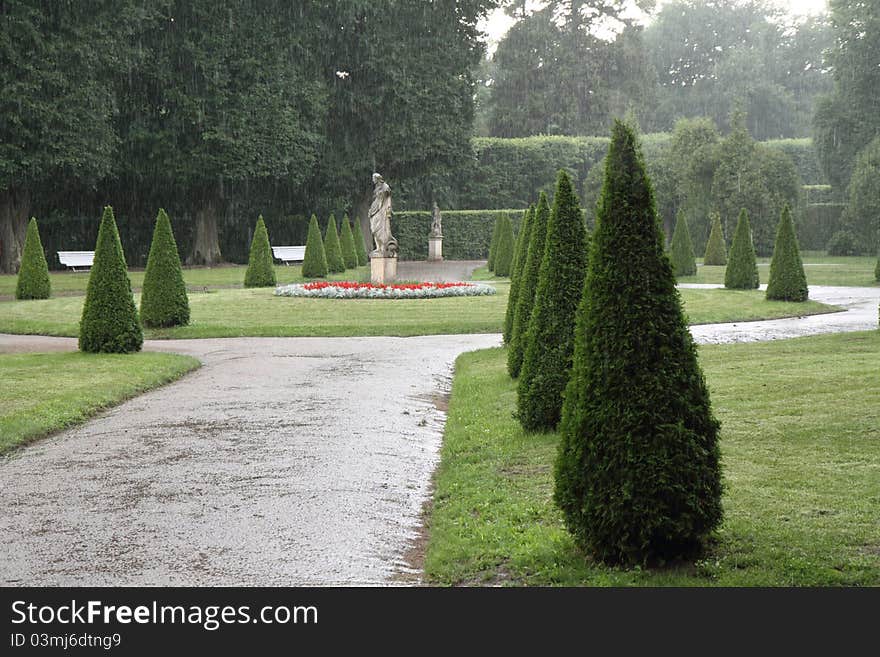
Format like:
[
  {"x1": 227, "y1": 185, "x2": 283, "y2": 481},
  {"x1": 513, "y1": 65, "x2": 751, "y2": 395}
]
[
  {"x1": 352, "y1": 217, "x2": 369, "y2": 266},
  {"x1": 670, "y1": 211, "x2": 696, "y2": 277},
  {"x1": 244, "y1": 215, "x2": 277, "y2": 288},
  {"x1": 15, "y1": 217, "x2": 51, "y2": 300},
  {"x1": 503, "y1": 204, "x2": 534, "y2": 344},
  {"x1": 79, "y1": 206, "x2": 143, "y2": 353},
  {"x1": 508, "y1": 194, "x2": 550, "y2": 378},
  {"x1": 554, "y1": 120, "x2": 722, "y2": 565},
  {"x1": 798, "y1": 203, "x2": 844, "y2": 251},
  {"x1": 725, "y1": 209, "x2": 760, "y2": 290},
  {"x1": 301, "y1": 214, "x2": 328, "y2": 278},
  {"x1": 324, "y1": 214, "x2": 346, "y2": 273},
  {"x1": 493, "y1": 213, "x2": 515, "y2": 276},
  {"x1": 766, "y1": 204, "x2": 808, "y2": 302},
  {"x1": 340, "y1": 214, "x2": 358, "y2": 269},
  {"x1": 517, "y1": 170, "x2": 589, "y2": 432},
  {"x1": 393, "y1": 209, "x2": 527, "y2": 261},
  {"x1": 140, "y1": 208, "x2": 190, "y2": 327},
  {"x1": 703, "y1": 213, "x2": 727, "y2": 266}
]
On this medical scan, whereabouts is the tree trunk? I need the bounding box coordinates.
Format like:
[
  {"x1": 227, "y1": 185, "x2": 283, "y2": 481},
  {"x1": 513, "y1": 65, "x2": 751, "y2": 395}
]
[
  {"x1": 187, "y1": 196, "x2": 223, "y2": 266},
  {"x1": 0, "y1": 188, "x2": 31, "y2": 274}
]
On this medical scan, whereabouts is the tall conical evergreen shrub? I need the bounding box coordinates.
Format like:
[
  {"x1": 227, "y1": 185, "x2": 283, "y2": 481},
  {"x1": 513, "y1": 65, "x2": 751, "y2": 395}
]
[
  {"x1": 875, "y1": 253, "x2": 879, "y2": 282},
  {"x1": 15, "y1": 217, "x2": 51, "y2": 300},
  {"x1": 79, "y1": 206, "x2": 143, "y2": 353},
  {"x1": 766, "y1": 204, "x2": 808, "y2": 301},
  {"x1": 487, "y1": 214, "x2": 502, "y2": 271},
  {"x1": 352, "y1": 218, "x2": 369, "y2": 266},
  {"x1": 324, "y1": 214, "x2": 346, "y2": 273},
  {"x1": 493, "y1": 213, "x2": 515, "y2": 277},
  {"x1": 670, "y1": 210, "x2": 697, "y2": 276},
  {"x1": 516, "y1": 171, "x2": 589, "y2": 432},
  {"x1": 554, "y1": 119, "x2": 722, "y2": 565},
  {"x1": 703, "y1": 213, "x2": 727, "y2": 266},
  {"x1": 503, "y1": 205, "x2": 535, "y2": 343},
  {"x1": 301, "y1": 214, "x2": 329, "y2": 278},
  {"x1": 244, "y1": 215, "x2": 277, "y2": 288},
  {"x1": 508, "y1": 193, "x2": 551, "y2": 378},
  {"x1": 725, "y1": 209, "x2": 759, "y2": 289},
  {"x1": 140, "y1": 208, "x2": 190, "y2": 327},
  {"x1": 340, "y1": 214, "x2": 358, "y2": 269}
]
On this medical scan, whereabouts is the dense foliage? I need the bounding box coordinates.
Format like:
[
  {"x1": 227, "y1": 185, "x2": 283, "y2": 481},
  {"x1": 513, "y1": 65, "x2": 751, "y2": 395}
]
[
  {"x1": 670, "y1": 211, "x2": 697, "y2": 277},
  {"x1": 517, "y1": 171, "x2": 588, "y2": 432},
  {"x1": 244, "y1": 216, "x2": 277, "y2": 288},
  {"x1": 826, "y1": 230, "x2": 858, "y2": 256},
  {"x1": 503, "y1": 205, "x2": 534, "y2": 343},
  {"x1": 703, "y1": 213, "x2": 727, "y2": 266},
  {"x1": 15, "y1": 218, "x2": 51, "y2": 300},
  {"x1": 323, "y1": 214, "x2": 345, "y2": 274},
  {"x1": 340, "y1": 215, "x2": 359, "y2": 270},
  {"x1": 487, "y1": 215, "x2": 502, "y2": 271},
  {"x1": 79, "y1": 206, "x2": 143, "y2": 353},
  {"x1": 554, "y1": 120, "x2": 722, "y2": 565},
  {"x1": 352, "y1": 215, "x2": 369, "y2": 266},
  {"x1": 301, "y1": 214, "x2": 328, "y2": 278},
  {"x1": 140, "y1": 209, "x2": 190, "y2": 327},
  {"x1": 493, "y1": 214, "x2": 515, "y2": 277},
  {"x1": 840, "y1": 136, "x2": 880, "y2": 255},
  {"x1": 766, "y1": 204, "x2": 809, "y2": 302},
  {"x1": 725, "y1": 209, "x2": 760, "y2": 290}
]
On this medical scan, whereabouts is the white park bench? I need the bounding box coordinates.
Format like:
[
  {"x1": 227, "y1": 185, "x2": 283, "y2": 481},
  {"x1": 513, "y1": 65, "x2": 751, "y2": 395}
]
[
  {"x1": 57, "y1": 251, "x2": 95, "y2": 272},
  {"x1": 271, "y1": 245, "x2": 306, "y2": 265}
]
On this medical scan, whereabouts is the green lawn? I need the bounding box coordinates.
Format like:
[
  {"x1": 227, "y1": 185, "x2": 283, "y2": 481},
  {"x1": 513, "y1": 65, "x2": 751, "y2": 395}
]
[
  {"x1": 0, "y1": 286, "x2": 837, "y2": 339},
  {"x1": 677, "y1": 255, "x2": 879, "y2": 287},
  {"x1": 0, "y1": 351, "x2": 199, "y2": 454},
  {"x1": 425, "y1": 331, "x2": 880, "y2": 586},
  {"x1": 0, "y1": 264, "x2": 370, "y2": 299}
]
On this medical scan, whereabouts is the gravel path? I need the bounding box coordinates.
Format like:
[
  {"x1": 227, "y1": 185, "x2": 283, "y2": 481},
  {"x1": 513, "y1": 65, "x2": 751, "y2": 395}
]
[{"x1": 0, "y1": 283, "x2": 877, "y2": 585}]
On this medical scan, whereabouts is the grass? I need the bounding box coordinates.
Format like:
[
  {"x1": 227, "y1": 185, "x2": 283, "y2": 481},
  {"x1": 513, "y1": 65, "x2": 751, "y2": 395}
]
[
  {"x1": 0, "y1": 286, "x2": 837, "y2": 339},
  {"x1": 0, "y1": 264, "x2": 371, "y2": 299},
  {"x1": 0, "y1": 351, "x2": 200, "y2": 454},
  {"x1": 678, "y1": 255, "x2": 879, "y2": 287},
  {"x1": 425, "y1": 331, "x2": 880, "y2": 586}
]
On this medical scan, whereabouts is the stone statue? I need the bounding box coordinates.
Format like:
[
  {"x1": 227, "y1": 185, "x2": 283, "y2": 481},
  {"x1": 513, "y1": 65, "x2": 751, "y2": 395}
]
[
  {"x1": 431, "y1": 202, "x2": 443, "y2": 238},
  {"x1": 369, "y1": 173, "x2": 398, "y2": 258}
]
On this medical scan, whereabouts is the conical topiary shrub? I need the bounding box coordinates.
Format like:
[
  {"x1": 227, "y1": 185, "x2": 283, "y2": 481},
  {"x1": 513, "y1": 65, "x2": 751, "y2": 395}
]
[
  {"x1": 508, "y1": 193, "x2": 551, "y2": 378},
  {"x1": 487, "y1": 214, "x2": 502, "y2": 271},
  {"x1": 517, "y1": 170, "x2": 589, "y2": 432},
  {"x1": 875, "y1": 253, "x2": 879, "y2": 282},
  {"x1": 340, "y1": 214, "x2": 359, "y2": 269},
  {"x1": 140, "y1": 208, "x2": 190, "y2": 327},
  {"x1": 766, "y1": 204, "x2": 808, "y2": 301},
  {"x1": 324, "y1": 214, "x2": 346, "y2": 273},
  {"x1": 352, "y1": 218, "x2": 369, "y2": 266},
  {"x1": 503, "y1": 205, "x2": 535, "y2": 343},
  {"x1": 79, "y1": 206, "x2": 143, "y2": 353},
  {"x1": 554, "y1": 119, "x2": 722, "y2": 566},
  {"x1": 703, "y1": 212, "x2": 727, "y2": 266},
  {"x1": 15, "y1": 217, "x2": 51, "y2": 300},
  {"x1": 725, "y1": 209, "x2": 759, "y2": 289},
  {"x1": 670, "y1": 210, "x2": 697, "y2": 277},
  {"x1": 244, "y1": 215, "x2": 277, "y2": 288},
  {"x1": 301, "y1": 214, "x2": 329, "y2": 278},
  {"x1": 493, "y1": 213, "x2": 515, "y2": 277}
]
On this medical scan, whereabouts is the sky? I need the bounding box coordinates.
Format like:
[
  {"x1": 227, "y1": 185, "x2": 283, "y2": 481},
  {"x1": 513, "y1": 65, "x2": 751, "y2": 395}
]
[{"x1": 480, "y1": 0, "x2": 830, "y2": 47}]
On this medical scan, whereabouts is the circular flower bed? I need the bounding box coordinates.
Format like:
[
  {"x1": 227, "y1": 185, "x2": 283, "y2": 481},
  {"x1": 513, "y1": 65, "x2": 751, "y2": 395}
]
[{"x1": 275, "y1": 281, "x2": 496, "y2": 299}]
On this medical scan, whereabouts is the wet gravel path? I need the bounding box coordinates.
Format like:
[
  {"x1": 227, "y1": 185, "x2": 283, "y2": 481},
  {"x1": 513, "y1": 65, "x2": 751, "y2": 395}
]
[{"x1": 0, "y1": 284, "x2": 877, "y2": 585}]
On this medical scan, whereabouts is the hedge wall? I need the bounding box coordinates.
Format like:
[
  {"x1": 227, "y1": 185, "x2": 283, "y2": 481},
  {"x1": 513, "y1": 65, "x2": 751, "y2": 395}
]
[
  {"x1": 798, "y1": 203, "x2": 845, "y2": 251},
  {"x1": 394, "y1": 210, "x2": 526, "y2": 260},
  {"x1": 763, "y1": 138, "x2": 827, "y2": 186}
]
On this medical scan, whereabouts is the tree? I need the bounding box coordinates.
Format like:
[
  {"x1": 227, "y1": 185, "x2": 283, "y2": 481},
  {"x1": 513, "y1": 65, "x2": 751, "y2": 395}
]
[
  {"x1": 0, "y1": 1, "x2": 119, "y2": 273},
  {"x1": 301, "y1": 214, "x2": 328, "y2": 278},
  {"x1": 324, "y1": 214, "x2": 346, "y2": 274},
  {"x1": 554, "y1": 119, "x2": 722, "y2": 565},
  {"x1": 140, "y1": 208, "x2": 190, "y2": 327},
  {"x1": 15, "y1": 218, "x2": 51, "y2": 300},
  {"x1": 508, "y1": 193, "x2": 551, "y2": 378},
  {"x1": 517, "y1": 170, "x2": 588, "y2": 432},
  {"x1": 244, "y1": 215, "x2": 277, "y2": 288},
  {"x1": 703, "y1": 213, "x2": 727, "y2": 265},
  {"x1": 670, "y1": 211, "x2": 697, "y2": 276},
  {"x1": 504, "y1": 205, "x2": 535, "y2": 343},
  {"x1": 766, "y1": 204, "x2": 808, "y2": 301},
  {"x1": 840, "y1": 135, "x2": 880, "y2": 255},
  {"x1": 725, "y1": 209, "x2": 760, "y2": 289},
  {"x1": 340, "y1": 214, "x2": 359, "y2": 269},
  {"x1": 79, "y1": 206, "x2": 143, "y2": 353},
  {"x1": 487, "y1": 214, "x2": 502, "y2": 271},
  {"x1": 352, "y1": 215, "x2": 369, "y2": 266},
  {"x1": 493, "y1": 213, "x2": 515, "y2": 277}
]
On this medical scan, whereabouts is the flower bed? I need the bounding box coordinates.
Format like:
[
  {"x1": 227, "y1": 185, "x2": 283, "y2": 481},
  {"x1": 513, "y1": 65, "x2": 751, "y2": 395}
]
[{"x1": 275, "y1": 281, "x2": 496, "y2": 299}]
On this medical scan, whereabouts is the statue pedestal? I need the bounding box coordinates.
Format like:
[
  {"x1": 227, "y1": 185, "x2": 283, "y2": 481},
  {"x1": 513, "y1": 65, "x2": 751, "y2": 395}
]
[
  {"x1": 428, "y1": 237, "x2": 443, "y2": 261},
  {"x1": 371, "y1": 256, "x2": 398, "y2": 284}
]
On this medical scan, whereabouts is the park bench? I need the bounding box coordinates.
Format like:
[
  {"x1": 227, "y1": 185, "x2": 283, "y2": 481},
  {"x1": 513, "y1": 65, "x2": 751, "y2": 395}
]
[
  {"x1": 57, "y1": 251, "x2": 95, "y2": 272},
  {"x1": 271, "y1": 245, "x2": 306, "y2": 265}
]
